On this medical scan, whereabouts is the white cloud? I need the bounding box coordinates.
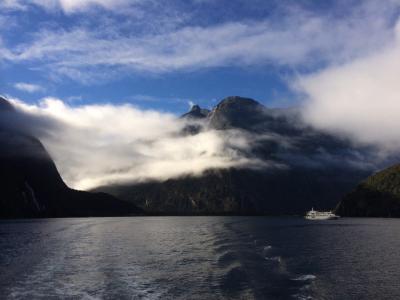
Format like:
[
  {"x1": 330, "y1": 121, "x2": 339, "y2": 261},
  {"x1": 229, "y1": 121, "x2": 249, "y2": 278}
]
[
  {"x1": 0, "y1": 0, "x2": 135, "y2": 13},
  {"x1": 9, "y1": 97, "x2": 265, "y2": 190},
  {"x1": 2, "y1": 1, "x2": 397, "y2": 81},
  {"x1": 13, "y1": 82, "x2": 45, "y2": 93},
  {"x1": 42, "y1": 0, "x2": 138, "y2": 13},
  {"x1": 0, "y1": 0, "x2": 27, "y2": 10},
  {"x1": 296, "y1": 19, "x2": 400, "y2": 152}
]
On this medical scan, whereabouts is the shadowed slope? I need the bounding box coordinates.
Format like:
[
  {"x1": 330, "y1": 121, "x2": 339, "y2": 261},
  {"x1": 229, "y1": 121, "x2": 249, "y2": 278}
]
[
  {"x1": 336, "y1": 164, "x2": 400, "y2": 217},
  {"x1": 0, "y1": 97, "x2": 142, "y2": 218}
]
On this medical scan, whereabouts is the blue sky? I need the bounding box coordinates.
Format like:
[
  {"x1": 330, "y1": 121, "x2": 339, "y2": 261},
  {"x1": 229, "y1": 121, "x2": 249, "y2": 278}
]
[{"x1": 1, "y1": 0, "x2": 399, "y2": 114}]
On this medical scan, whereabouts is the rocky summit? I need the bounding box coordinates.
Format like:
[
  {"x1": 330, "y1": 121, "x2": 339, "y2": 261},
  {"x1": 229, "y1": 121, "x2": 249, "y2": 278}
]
[
  {"x1": 208, "y1": 96, "x2": 267, "y2": 130},
  {"x1": 181, "y1": 104, "x2": 210, "y2": 119}
]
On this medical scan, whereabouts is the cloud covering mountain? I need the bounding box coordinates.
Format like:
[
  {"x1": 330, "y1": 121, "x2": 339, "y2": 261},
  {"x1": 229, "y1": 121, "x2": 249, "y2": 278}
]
[
  {"x1": 3, "y1": 94, "x2": 394, "y2": 195},
  {"x1": 6, "y1": 97, "x2": 264, "y2": 190}
]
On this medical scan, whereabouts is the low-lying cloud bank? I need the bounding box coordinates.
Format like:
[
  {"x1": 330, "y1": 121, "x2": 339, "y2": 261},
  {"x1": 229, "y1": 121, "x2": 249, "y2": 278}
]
[
  {"x1": 297, "y1": 19, "x2": 400, "y2": 153},
  {"x1": 8, "y1": 98, "x2": 264, "y2": 190}
]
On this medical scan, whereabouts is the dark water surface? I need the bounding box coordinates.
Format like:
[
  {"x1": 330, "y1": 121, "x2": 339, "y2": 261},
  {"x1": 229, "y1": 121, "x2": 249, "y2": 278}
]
[{"x1": 0, "y1": 217, "x2": 399, "y2": 299}]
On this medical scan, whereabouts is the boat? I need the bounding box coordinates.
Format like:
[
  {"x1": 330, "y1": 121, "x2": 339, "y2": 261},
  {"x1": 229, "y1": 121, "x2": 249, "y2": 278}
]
[{"x1": 305, "y1": 208, "x2": 339, "y2": 220}]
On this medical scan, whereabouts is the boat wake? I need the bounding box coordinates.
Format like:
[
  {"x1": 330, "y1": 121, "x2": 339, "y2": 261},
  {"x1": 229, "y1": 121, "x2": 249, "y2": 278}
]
[{"x1": 291, "y1": 275, "x2": 317, "y2": 281}]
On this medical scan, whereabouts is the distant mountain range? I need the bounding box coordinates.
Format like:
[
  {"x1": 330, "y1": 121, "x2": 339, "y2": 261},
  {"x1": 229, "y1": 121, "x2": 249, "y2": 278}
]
[
  {"x1": 95, "y1": 96, "x2": 385, "y2": 215},
  {"x1": 0, "y1": 97, "x2": 142, "y2": 218},
  {"x1": 2, "y1": 95, "x2": 398, "y2": 218}
]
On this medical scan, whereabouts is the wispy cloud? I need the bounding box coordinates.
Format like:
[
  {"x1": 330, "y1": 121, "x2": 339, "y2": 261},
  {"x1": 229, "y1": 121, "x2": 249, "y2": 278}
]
[
  {"x1": 0, "y1": 0, "x2": 136, "y2": 13},
  {"x1": 13, "y1": 82, "x2": 45, "y2": 93},
  {"x1": 0, "y1": 0, "x2": 27, "y2": 10},
  {"x1": 1, "y1": 1, "x2": 397, "y2": 82},
  {"x1": 43, "y1": 0, "x2": 133, "y2": 13}
]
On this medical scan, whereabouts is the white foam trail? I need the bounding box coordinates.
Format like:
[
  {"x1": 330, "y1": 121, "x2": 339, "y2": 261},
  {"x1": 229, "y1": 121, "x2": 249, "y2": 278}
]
[
  {"x1": 292, "y1": 274, "x2": 316, "y2": 281},
  {"x1": 292, "y1": 295, "x2": 313, "y2": 300},
  {"x1": 263, "y1": 245, "x2": 272, "y2": 252},
  {"x1": 264, "y1": 256, "x2": 281, "y2": 263}
]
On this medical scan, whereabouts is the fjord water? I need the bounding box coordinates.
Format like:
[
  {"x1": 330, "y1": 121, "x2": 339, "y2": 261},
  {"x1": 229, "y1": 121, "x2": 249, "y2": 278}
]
[{"x1": 0, "y1": 217, "x2": 399, "y2": 299}]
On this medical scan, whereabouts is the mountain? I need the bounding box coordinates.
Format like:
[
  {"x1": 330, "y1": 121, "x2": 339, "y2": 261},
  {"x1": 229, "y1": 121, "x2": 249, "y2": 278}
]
[
  {"x1": 181, "y1": 104, "x2": 210, "y2": 119},
  {"x1": 180, "y1": 105, "x2": 211, "y2": 135},
  {"x1": 335, "y1": 164, "x2": 400, "y2": 217},
  {"x1": 208, "y1": 96, "x2": 268, "y2": 131},
  {"x1": 0, "y1": 97, "x2": 142, "y2": 218},
  {"x1": 95, "y1": 96, "x2": 376, "y2": 215}
]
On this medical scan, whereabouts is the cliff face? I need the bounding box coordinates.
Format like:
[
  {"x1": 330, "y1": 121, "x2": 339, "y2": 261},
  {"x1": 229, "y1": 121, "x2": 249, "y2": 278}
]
[
  {"x1": 335, "y1": 164, "x2": 400, "y2": 217},
  {"x1": 95, "y1": 96, "x2": 374, "y2": 215},
  {"x1": 0, "y1": 97, "x2": 142, "y2": 218}
]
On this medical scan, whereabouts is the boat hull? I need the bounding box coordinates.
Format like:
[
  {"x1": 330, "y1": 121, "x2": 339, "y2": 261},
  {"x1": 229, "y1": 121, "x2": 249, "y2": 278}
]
[{"x1": 305, "y1": 215, "x2": 340, "y2": 220}]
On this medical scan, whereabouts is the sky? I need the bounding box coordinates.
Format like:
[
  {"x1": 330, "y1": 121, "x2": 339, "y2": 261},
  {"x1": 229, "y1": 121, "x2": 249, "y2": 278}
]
[
  {"x1": 0, "y1": 0, "x2": 398, "y2": 113},
  {"x1": 2, "y1": 0, "x2": 400, "y2": 189}
]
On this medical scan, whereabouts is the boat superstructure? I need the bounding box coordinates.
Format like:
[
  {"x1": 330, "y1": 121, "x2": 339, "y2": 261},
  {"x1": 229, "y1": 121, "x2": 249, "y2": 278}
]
[{"x1": 305, "y1": 208, "x2": 339, "y2": 220}]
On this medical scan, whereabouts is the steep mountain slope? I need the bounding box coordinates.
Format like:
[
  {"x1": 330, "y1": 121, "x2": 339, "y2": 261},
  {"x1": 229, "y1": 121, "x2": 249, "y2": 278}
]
[
  {"x1": 335, "y1": 164, "x2": 400, "y2": 217},
  {"x1": 0, "y1": 97, "x2": 142, "y2": 218},
  {"x1": 95, "y1": 96, "x2": 375, "y2": 215}
]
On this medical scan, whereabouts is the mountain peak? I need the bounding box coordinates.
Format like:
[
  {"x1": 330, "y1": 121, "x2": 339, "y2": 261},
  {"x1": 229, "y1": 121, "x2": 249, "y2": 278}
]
[
  {"x1": 208, "y1": 96, "x2": 266, "y2": 130},
  {"x1": 181, "y1": 104, "x2": 210, "y2": 119},
  {"x1": 190, "y1": 104, "x2": 201, "y2": 113},
  {"x1": 216, "y1": 96, "x2": 263, "y2": 108}
]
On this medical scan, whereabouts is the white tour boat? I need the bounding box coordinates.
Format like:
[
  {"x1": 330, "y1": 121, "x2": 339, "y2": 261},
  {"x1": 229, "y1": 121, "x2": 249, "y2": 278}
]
[{"x1": 305, "y1": 208, "x2": 339, "y2": 220}]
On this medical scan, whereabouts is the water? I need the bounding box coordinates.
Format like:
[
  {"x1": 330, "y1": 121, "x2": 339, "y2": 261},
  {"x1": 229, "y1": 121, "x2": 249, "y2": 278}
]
[{"x1": 0, "y1": 217, "x2": 399, "y2": 299}]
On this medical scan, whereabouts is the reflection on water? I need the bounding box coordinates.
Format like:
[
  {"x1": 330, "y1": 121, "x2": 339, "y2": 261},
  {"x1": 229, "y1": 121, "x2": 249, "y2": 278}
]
[{"x1": 0, "y1": 217, "x2": 400, "y2": 299}]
